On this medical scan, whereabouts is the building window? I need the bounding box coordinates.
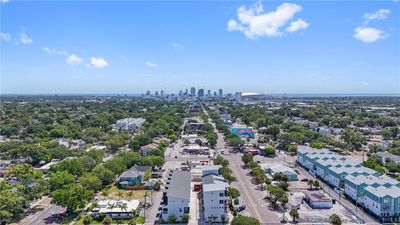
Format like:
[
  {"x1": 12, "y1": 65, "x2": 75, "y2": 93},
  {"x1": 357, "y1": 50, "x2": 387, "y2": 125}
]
[
  {"x1": 219, "y1": 200, "x2": 224, "y2": 204},
  {"x1": 219, "y1": 193, "x2": 224, "y2": 197}
]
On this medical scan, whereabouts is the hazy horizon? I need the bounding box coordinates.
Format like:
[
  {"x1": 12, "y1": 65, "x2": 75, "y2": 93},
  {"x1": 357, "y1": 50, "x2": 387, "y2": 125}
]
[{"x1": 1, "y1": 1, "x2": 399, "y2": 94}]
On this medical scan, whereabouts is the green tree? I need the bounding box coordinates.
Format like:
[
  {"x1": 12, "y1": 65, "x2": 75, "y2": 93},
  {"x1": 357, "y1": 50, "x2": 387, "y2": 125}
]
[
  {"x1": 227, "y1": 187, "x2": 240, "y2": 199},
  {"x1": 49, "y1": 171, "x2": 75, "y2": 190},
  {"x1": 80, "y1": 173, "x2": 102, "y2": 192},
  {"x1": 289, "y1": 208, "x2": 299, "y2": 223},
  {"x1": 128, "y1": 219, "x2": 136, "y2": 225},
  {"x1": 52, "y1": 184, "x2": 93, "y2": 211},
  {"x1": 50, "y1": 159, "x2": 85, "y2": 176},
  {"x1": 242, "y1": 154, "x2": 253, "y2": 166},
  {"x1": 181, "y1": 213, "x2": 190, "y2": 223},
  {"x1": 168, "y1": 214, "x2": 177, "y2": 224},
  {"x1": 313, "y1": 180, "x2": 320, "y2": 189},
  {"x1": 102, "y1": 216, "x2": 112, "y2": 225},
  {"x1": 93, "y1": 165, "x2": 116, "y2": 186},
  {"x1": 0, "y1": 189, "x2": 25, "y2": 223},
  {"x1": 82, "y1": 214, "x2": 93, "y2": 225},
  {"x1": 308, "y1": 180, "x2": 314, "y2": 190},
  {"x1": 231, "y1": 215, "x2": 260, "y2": 225},
  {"x1": 330, "y1": 214, "x2": 342, "y2": 225},
  {"x1": 263, "y1": 146, "x2": 276, "y2": 156}
]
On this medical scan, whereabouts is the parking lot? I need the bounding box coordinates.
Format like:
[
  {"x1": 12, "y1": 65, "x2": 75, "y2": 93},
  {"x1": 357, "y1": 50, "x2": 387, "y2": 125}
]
[{"x1": 288, "y1": 192, "x2": 361, "y2": 224}]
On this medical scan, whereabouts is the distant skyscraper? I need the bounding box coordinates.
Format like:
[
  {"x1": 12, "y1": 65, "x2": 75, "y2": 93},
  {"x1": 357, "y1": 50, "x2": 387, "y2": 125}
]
[
  {"x1": 219, "y1": 89, "x2": 223, "y2": 97},
  {"x1": 155, "y1": 91, "x2": 159, "y2": 96},
  {"x1": 198, "y1": 88, "x2": 204, "y2": 97},
  {"x1": 179, "y1": 90, "x2": 183, "y2": 96},
  {"x1": 190, "y1": 87, "x2": 196, "y2": 97},
  {"x1": 160, "y1": 90, "x2": 164, "y2": 97},
  {"x1": 146, "y1": 90, "x2": 150, "y2": 96},
  {"x1": 185, "y1": 88, "x2": 188, "y2": 96},
  {"x1": 214, "y1": 91, "x2": 217, "y2": 97}
]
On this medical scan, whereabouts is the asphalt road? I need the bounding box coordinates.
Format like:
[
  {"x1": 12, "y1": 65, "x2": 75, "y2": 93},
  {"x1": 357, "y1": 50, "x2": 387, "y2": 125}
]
[
  {"x1": 23, "y1": 204, "x2": 65, "y2": 225},
  {"x1": 204, "y1": 107, "x2": 282, "y2": 224}
]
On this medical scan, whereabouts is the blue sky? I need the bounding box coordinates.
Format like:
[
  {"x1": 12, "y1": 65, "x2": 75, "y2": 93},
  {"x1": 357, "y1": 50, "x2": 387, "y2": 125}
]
[{"x1": 1, "y1": 0, "x2": 399, "y2": 94}]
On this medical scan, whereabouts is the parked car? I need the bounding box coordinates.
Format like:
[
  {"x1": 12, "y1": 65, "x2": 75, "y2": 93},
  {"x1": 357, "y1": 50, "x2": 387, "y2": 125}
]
[{"x1": 235, "y1": 204, "x2": 246, "y2": 212}]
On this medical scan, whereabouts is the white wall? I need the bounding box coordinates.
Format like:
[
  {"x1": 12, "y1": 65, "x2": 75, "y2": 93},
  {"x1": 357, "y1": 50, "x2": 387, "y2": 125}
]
[
  {"x1": 364, "y1": 196, "x2": 381, "y2": 217},
  {"x1": 162, "y1": 196, "x2": 189, "y2": 221},
  {"x1": 203, "y1": 190, "x2": 228, "y2": 222}
]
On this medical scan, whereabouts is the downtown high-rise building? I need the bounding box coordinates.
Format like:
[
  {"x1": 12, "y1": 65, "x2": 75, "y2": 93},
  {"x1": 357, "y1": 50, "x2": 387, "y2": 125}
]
[
  {"x1": 190, "y1": 87, "x2": 196, "y2": 97},
  {"x1": 207, "y1": 89, "x2": 211, "y2": 96},
  {"x1": 185, "y1": 88, "x2": 188, "y2": 96},
  {"x1": 219, "y1": 89, "x2": 223, "y2": 97},
  {"x1": 155, "y1": 91, "x2": 159, "y2": 96},
  {"x1": 198, "y1": 88, "x2": 204, "y2": 97}
]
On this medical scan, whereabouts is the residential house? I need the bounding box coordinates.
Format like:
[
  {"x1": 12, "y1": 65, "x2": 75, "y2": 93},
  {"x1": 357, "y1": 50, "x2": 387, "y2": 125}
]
[
  {"x1": 116, "y1": 118, "x2": 145, "y2": 132},
  {"x1": 364, "y1": 186, "x2": 400, "y2": 222},
  {"x1": 202, "y1": 174, "x2": 229, "y2": 223},
  {"x1": 91, "y1": 199, "x2": 140, "y2": 219},
  {"x1": 118, "y1": 165, "x2": 151, "y2": 189},
  {"x1": 345, "y1": 174, "x2": 400, "y2": 204},
  {"x1": 162, "y1": 170, "x2": 191, "y2": 221}
]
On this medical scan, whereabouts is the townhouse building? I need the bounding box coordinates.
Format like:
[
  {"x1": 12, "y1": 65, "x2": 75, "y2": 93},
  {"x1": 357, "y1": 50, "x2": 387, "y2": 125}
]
[
  {"x1": 202, "y1": 174, "x2": 229, "y2": 223},
  {"x1": 364, "y1": 185, "x2": 400, "y2": 222},
  {"x1": 162, "y1": 170, "x2": 191, "y2": 221},
  {"x1": 345, "y1": 174, "x2": 400, "y2": 204}
]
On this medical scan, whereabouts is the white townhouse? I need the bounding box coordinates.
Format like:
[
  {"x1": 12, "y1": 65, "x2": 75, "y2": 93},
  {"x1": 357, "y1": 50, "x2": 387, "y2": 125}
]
[
  {"x1": 315, "y1": 159, "x2": 360, "y2": 181},
  {"x1": 345, "y1": 174, "x2": 400, "y2": 204},
  {"x1": 202, "y1": 174, "x2": 229, "y2": 223},
  {"x1": 327, "y1": 166, "x2": 381, "y2": 188},
  {"x1": 116, "y1": 118, "x2": 145, "y2": 132},
  {"x1": 364, "y1": 185, "x2": 400, "y2": 222},
  {"x1": 162, "y1": 170, "x2": 191, "y2": 221}
]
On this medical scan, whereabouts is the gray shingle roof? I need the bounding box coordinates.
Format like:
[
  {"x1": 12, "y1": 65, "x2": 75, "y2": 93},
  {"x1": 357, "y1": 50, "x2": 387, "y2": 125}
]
[{"x1": 166, "y1": 170, "x2": 191, "y2": 200}]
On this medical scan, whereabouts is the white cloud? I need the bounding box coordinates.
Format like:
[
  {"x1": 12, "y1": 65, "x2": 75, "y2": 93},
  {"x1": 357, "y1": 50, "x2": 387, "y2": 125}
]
[
  {"x1": 146, "y1": 61, "x2": 159, "y2": 68},
  {"x1": 353, "y1": 26, "x2": 387, "y2": 43},
  {"x1": 19, "y1": 32, "x2": 32, "y2": 44},
  {"x1": 286, "y1": 19, "x2": 309, "y2": 32},
  {"x1": 227, "y1": 2, "x2": 308, "y2": 38},
  {"x1": 172, "y1": 43, "x2": 183, "y2": 48},
  {"x1": 364, "y1": 9, "x2": 390, "y2": 24},
  {"x1": 0, "y1": 32, "x2": 11, "y2": 42},
  {"x1": 0, "y1": 0, "x2": 10, "y2": 4},
  {"x1": 66, "y1": 54, "x2": 83, "y2": 65},
  {"x1": 90, "y1": 57, "x2": 109, "y2": 68},
  {"x1": 43, "y1": 47, "x2": 68, "y2": 56}
]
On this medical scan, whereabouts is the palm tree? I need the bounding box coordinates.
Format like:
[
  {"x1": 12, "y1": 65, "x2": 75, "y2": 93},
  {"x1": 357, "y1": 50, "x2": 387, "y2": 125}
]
[
  {"x1": 83, "y1": 214, "x2": 93, "y2": 225},
  {"x1": 126, "y1": 191, "x2": 134, "y2": 199},
  {"x1": 102, "y1": 216, "x2": 112, "y2": 225},
  {"x1": 117, "y1": 190, "x2": 123, "y2": 198},
  {"x1": 101, "y1": 189, "x2": 109, "y2": 197},
  {"x1": 289, "y1": 208, "x2": 299, "y2": 223},
  {"x1": 307, "y1": 180, "x2": 314, "y2": 190},
  {"x1": 91, "y1": 202, "x2": 99, "y2": 210},
  {"x1": 330, "y1": 214, "x2": 342, "y2": 225},
  {"x1": 313, "y1": 180, "x2": 320, "y2": 189}
]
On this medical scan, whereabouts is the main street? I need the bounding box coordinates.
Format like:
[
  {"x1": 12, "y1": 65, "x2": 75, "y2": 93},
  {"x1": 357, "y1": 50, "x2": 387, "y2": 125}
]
[
  {"x1": 21, "y1": 197, "x2": 65, "y2": 225},
  {"x1": 204, "y1": 106, "x2": 281, "y2": 225}
]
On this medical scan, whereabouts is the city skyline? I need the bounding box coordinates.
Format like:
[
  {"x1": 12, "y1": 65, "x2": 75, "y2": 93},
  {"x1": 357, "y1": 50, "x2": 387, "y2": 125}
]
[{"x1": 1, "y1": 1, "x2": 399, "y2": 94}]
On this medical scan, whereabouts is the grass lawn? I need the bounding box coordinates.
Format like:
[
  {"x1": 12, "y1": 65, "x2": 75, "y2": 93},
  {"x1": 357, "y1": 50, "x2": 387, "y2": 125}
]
[{"x1": 103, "y1": 186, "x2": 149, "y2": 200}]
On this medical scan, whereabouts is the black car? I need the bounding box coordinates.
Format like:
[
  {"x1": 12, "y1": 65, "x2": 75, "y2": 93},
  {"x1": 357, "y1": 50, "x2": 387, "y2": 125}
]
[{"x1": 236, "y1": 204, "x2": 246, "y2": 212}]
